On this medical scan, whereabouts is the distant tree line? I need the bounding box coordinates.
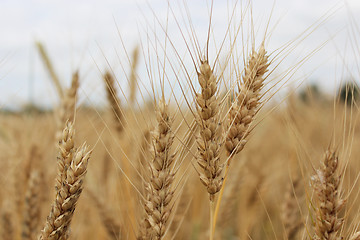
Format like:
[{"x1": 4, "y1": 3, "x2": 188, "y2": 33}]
[{"x1": 299, "y1": 80, "x2": 360, "y2": 106}]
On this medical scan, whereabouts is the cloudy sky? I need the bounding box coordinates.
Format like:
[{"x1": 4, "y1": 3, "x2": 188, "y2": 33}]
[{"x1": 0, "y1": 0, "x2": 359, "y2": 109}]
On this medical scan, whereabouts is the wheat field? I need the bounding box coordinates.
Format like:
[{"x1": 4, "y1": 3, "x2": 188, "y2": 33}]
[{"x1": 1, "y1": 1, "x2": 360, "y2": 240}]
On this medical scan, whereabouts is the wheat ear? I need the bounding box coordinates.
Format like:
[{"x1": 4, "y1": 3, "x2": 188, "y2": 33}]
[
  {"x1": 22, "y1": 170, "x2": 41, "y2": 240},
  {"x1": 213, "y1": 43, "x2": 270, "y2": 233},
  {"x1": 312, "y1": 149, "x2": 345, "y2": 240},
  {"x1": 138, "y1": 99, "x2": 175, "y2": 240},
  {"x1": 39, "y1": 122, "x2": 91, "y2": 240},
  {"x1": 103, "y1": 71, "x2": 124, "y2": 135},
  {"x1": 225, "y1": 43, "x2": 269, "y2": 158},
  {"x1": 195, "y1": 60, "x2": 223, "y2": 202}
]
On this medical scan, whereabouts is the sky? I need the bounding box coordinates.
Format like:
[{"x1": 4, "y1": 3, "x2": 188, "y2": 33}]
[{"x1": 0, "y1": 0, "x2": 360, "y2": 109}]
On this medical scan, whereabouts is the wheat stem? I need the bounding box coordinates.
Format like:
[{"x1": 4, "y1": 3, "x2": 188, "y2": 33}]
[{"x1": 209, "y1": 200, "x2": 215, "y2": 240}]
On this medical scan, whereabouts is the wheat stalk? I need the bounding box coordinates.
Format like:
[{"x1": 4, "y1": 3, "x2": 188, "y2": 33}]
[
  {"x1": 225, "y1": 42, "x2": 269, "y2": 158},
  {"x1": 213, "y1": 43, "x2": 270, "y2": 233},
  {"x1": 39, "y1": 122, "x2": 92, "y2": 240},
  {"x1": 192, "y1": 59, "x2": 224, "y2": 240},
  {"x1": 194, "y1": 60, "x2": 223, "y2": 202},
  {"x1": 137, "y1": 99, "x2": 176, "y2": 240}
]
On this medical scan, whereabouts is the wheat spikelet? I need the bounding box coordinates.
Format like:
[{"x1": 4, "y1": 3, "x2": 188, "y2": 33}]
[
  {"x1": 138, "y1": 99, "x2": 175, "y2": 240},
  {"x1": 39, "y1": 122, "x2": 92, "y2": 240},
  {"x1": 195, "y1": 60, "x2": 223, "y2": 201},
  {"x1": 225, "y1": 43, "x2": 269, "y2": 157},
  {"x1": 22, "y1": 170, "x2": 42, "y2": 240},
  {"x1": 312, "y1": 149, "x2": 345, "y2": 240},
  {"x1": 282, "y1": 176, "x2": 303, "y2": 240},
  {"x1": 56, "y1": 122, "x2": 76, "y2": 192},
  {"x1": 103, "y1": 71, "x2": 124, "y2": 134}
]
